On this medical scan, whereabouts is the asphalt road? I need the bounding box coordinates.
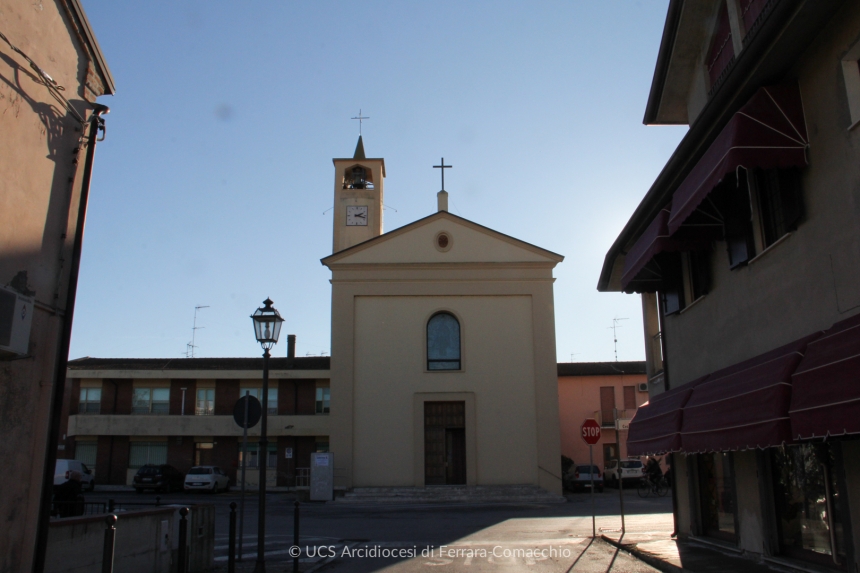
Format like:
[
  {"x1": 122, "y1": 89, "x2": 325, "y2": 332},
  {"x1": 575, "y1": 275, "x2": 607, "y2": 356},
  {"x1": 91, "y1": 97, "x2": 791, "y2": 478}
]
[{"x1": 87, "y1": 488, "x2": 672, "y2": 572}]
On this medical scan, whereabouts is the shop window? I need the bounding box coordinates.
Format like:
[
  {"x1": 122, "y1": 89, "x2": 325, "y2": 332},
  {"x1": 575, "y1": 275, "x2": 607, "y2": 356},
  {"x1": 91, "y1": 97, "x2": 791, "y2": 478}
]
[
  {"x1": 196, "y1": 388, "x2": 215, "y2": 415},
  {"x1": 128, "y1": 442, "x2": 168, "y2": 468},
  {"x1": 771, "y1": 444, "x2": 846, "y2": 567},
  {"x1": 79, "y1": 387, "x2": 102, "y2": 414},
  {"x1": 427, "y1": 313, "x2": 461, "y2": 370},
  {"x1": 241, "y1": 388, "x2": 278, "y2": 415},
  {"x1": 315, "y1": 387, "x2": 330, "y2": 414},
  {"x1": 697, "y1": 452, "x2": 738, "y2": 542},
  {"x1": 131, "y1": 388, "x2": 170, "y2": 415}
]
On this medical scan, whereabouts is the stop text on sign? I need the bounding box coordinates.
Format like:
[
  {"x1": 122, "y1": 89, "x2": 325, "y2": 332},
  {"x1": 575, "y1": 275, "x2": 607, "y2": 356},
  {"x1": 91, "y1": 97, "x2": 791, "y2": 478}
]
[{"x1": 580, "y1": 418, "x2": 601, "y2": 445}]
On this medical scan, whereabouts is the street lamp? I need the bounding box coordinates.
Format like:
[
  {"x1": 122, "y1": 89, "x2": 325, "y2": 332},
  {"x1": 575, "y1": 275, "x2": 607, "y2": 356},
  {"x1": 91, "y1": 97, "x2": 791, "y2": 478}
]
[{"x1": 250, "y1": 298, "x2": 284, "y2": 573}]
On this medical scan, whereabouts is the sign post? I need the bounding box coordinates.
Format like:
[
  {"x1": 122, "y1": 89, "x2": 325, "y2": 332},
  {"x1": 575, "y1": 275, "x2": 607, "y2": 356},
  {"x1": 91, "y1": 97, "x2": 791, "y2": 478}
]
[
  {"x1": 233, "y1": 394, "x2": 261, "y2": 562},
  {"x1": 615, "y1": 407, "x2": 625, "y2": 536},
  {"x1": 580, "y1": 418, "x2": 601, "y2": 538}
]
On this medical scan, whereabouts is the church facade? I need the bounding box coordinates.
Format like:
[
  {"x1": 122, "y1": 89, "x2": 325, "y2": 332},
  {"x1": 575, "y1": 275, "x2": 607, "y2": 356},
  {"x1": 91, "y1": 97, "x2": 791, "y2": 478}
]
[
  {"x1": 323, "y1": 138, "x2": 564, "y2": 494},
  {"x1": 61, "y1": 137, "x2": 565, "y2": 497}
]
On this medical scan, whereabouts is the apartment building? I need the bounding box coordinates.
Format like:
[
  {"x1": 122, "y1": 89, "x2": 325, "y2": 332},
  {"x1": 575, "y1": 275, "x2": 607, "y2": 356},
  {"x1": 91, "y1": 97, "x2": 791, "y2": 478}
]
[
  {"x1": 63, "y1": 355, "x2": 330, "y2": 488},
  {"x1": 599, "y1": 1, "x2": 860, "y2": 570}
]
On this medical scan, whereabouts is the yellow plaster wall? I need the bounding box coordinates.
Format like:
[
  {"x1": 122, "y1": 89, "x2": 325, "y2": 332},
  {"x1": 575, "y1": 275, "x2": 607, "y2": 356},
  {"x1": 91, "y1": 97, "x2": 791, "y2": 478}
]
[{"x1": 351, "y1": 295, "x2": 538, "y2": 487}]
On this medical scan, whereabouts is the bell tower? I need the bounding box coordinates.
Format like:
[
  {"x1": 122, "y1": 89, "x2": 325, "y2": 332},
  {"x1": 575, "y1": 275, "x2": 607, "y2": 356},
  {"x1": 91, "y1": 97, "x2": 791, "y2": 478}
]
[{"x1": 332, "y1": 136, "x2": 385, "y2": 253}]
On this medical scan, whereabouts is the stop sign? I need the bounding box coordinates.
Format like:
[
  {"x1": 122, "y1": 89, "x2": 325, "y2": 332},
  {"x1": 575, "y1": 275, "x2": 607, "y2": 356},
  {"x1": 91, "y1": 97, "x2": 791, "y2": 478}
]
[{"x1": 581, "y1": 418, "x2": 601, "y2": 445}]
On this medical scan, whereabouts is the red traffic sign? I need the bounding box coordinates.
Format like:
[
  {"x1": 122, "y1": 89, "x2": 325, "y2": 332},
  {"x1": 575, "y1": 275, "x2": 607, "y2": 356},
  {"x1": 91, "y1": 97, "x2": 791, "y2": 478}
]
[{"x1": 581, "y1": 418, "x2": 601, "y2": 445}]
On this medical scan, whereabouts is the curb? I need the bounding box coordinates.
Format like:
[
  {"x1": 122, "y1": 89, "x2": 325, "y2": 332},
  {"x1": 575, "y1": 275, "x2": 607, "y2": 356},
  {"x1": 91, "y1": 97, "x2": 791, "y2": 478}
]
[{"x1": 600, "y1": 535, "x2": 690, "y2": 573}]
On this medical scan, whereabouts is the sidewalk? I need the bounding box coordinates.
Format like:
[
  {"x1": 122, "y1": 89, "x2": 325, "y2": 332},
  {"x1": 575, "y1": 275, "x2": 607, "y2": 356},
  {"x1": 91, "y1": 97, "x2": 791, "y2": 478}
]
[{"x1": 602, "y1": 534, "x2": 778, "y2": 573}]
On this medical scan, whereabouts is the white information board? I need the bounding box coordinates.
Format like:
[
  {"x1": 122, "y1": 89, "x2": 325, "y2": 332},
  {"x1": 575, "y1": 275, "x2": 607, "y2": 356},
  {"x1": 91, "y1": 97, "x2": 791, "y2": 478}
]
[{"x1": 310, "y1": 452, "x2": 333, "y2": 501}]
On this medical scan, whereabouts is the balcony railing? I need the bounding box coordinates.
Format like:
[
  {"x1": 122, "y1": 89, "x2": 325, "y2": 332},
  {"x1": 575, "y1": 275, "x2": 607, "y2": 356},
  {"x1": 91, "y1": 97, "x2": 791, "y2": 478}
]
[
  {"x1": 79, "y1": 402, "x2": 100, "y2": 415},
  {"x1": 594, "y1": 409, "x2": 635, "y2": 429},
  {"x1": 131, "y1": 402, "x2": 169, "y2": 415},
  {"x1": 195, "y1": 406, "x2": 214, "y2": 416}
]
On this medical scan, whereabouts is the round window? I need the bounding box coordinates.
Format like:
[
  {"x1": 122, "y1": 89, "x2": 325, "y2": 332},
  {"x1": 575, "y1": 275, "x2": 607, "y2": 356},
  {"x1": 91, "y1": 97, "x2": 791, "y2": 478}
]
[{"x1": 435, "y1": 232, "x2": 452, "y2": 252}]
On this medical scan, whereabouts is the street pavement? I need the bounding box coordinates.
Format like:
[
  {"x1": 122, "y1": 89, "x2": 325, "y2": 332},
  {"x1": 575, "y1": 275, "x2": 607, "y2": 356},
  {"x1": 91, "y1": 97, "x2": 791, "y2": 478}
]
[{"x1": 88, "y1": 487, "x2": 673, "y2": 572}]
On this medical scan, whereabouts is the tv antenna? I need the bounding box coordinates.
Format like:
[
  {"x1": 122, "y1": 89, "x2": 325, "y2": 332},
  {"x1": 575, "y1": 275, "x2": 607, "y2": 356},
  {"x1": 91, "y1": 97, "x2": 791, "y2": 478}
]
[
  {"x1": 608, "y1": 317, "x2": 628, "y2": 362},
  {"x1": 184, "y1": 305, "x2": 210, "y2": 358}
]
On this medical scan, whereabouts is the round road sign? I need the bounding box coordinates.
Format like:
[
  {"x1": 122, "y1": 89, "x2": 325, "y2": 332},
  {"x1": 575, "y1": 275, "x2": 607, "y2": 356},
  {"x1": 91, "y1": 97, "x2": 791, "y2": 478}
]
[
  {"x1": 233, "y1": 395, "x2": 262, "y2": 429},
  {"x1": 581, "y1": 418, "x2": 601, "y2": 445}
]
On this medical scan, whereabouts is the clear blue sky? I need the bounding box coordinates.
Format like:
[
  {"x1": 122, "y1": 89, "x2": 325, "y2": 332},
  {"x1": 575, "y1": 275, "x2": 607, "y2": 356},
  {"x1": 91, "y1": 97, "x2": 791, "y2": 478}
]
[{"x1": 70, "y1": 1, "x2": 686, "y2": 362}]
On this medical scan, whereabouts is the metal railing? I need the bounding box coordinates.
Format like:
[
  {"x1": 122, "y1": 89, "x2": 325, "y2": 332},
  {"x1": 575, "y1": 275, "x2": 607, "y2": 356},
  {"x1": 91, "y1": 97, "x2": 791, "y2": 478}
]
[{"x1": 594, "y1": 409, "x2": 635, "y2": 428}]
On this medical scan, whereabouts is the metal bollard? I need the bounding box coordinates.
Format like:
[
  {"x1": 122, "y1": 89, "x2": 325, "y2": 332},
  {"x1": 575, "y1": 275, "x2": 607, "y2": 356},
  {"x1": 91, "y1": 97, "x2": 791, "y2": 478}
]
[
  {"x1": 293, "y1": 501, "x2": 300, "y2": 573},
  {"x1": 178, "y1": 507, "x2": 189, "y2": 573},
  {"x1": 101, "y1": 514, "x2": 117, "y2": 573},
  {"x1": 228, "y1": 502, "x2": 237, "y2": 573}
]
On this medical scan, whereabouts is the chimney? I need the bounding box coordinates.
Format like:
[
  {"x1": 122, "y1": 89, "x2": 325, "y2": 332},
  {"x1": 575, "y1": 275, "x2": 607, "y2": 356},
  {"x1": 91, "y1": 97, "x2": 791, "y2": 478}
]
[
  {"x1": 287, "y1": 334, "x2": 296, "y2": 358},
  {"x1": 437, "y1": 190, "x2": 448, "y2": 212}
]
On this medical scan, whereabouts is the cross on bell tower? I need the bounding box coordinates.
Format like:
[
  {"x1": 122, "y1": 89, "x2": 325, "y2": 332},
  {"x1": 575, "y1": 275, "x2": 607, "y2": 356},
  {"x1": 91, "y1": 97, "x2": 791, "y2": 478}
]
[{"x1": 433, "y1": 157, "x2": 452, "y2": 212}]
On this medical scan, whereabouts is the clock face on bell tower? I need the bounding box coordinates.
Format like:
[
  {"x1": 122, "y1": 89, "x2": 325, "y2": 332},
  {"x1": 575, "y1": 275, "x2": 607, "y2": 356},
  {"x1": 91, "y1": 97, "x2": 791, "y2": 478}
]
[
  {"x1": 346, "y1": 206, "x2": 368, "y2": 226},
  {"x1": 332, "y1": 135, "x2": 386, "y2": 253}
]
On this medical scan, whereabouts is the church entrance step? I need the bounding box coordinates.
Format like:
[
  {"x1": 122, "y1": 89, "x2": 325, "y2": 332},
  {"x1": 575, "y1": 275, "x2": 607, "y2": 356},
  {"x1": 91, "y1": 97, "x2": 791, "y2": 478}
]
[{"x1": 335, "y1": 485, "x2": 565, "y2": 504}]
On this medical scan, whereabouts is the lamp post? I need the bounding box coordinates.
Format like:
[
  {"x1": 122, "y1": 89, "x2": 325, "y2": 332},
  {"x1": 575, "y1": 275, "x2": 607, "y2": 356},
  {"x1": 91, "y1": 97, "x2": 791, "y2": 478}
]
[{"x1": 250, "y1": 298, "x2": 284, "y2": 573}]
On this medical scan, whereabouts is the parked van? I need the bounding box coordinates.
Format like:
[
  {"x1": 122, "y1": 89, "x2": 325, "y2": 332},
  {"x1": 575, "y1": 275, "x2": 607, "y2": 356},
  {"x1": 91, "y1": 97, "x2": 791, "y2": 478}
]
[{"x1": 54, "y1": 459, "x2": 95, "y2": 492}]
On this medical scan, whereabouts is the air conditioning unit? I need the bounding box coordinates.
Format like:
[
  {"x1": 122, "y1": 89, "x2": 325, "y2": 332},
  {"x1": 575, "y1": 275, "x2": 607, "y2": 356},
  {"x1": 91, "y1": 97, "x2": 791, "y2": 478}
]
[
  {"x1": 0, "y1": 285, "x2": 34, "y2": 358},
  {"x1": 637, "y1": 382, "x2": 649, "y2": 393}
]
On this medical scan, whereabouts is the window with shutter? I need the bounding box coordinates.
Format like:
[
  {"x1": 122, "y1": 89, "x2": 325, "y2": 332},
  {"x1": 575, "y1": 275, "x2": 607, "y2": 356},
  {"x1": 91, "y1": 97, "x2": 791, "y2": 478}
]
[
  {"x1": 755, "y1": 168, "x2": 803, "y2": 248},
  {"x1": 600, "y1": 387, "x2": 616, "y2": 427},
  {"x1": 623, "y1": 386, "x2": 636, "y2": 410},
  {"x1": 721, "y1": 172, "x2": 756, "y2": 269},
  {"x1": 659, "y1": 252, "x2": 685, "y2": 315}
]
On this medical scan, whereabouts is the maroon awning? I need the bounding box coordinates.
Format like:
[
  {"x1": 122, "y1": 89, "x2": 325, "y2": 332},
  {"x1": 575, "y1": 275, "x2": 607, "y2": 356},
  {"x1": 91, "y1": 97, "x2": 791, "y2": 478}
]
[
  {"x1": 621, "y1": 205, "x2": 674, "y2": 291},
  {"x1": 790, "y1": 313, "x2": 860, "y2": 439},
  {"x1": 667, "y1": 83, "x2": 808, "y2": 235},
  {"x1": 626, "y1": 376, "x2": 708, "y2": 456},
  {"x1": 681, "y1": 335, "x2": 819, "y2": 453},
  {"x1": 620, "y1": 203, "x2": 713, "y2": 292}
]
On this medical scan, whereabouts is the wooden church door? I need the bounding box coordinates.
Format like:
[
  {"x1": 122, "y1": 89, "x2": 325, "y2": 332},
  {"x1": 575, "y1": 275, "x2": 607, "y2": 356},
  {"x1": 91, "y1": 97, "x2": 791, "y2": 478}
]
[{"x1": 424, "y1": 401, "x2": 466, "y2": 485}]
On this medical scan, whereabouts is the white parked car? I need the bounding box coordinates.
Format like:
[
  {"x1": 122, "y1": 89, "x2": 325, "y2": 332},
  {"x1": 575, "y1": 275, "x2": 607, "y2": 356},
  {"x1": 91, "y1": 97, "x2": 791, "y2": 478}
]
[
  {"x1": 184, "y1": 466, "x2": 230, "y2": 493},
  {"x1": 604, "y1": 459, "x2": 644, "y2": 487},
  {"x1": 54, "y1": 459, "x2": 95, "y2": 492}
]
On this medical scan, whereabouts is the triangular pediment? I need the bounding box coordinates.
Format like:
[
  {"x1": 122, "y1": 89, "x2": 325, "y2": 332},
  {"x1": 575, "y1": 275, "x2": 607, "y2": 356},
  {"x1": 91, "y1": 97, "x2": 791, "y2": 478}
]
[{"x1": 321, "y1": 212, "x2": 563, "y2": 267}]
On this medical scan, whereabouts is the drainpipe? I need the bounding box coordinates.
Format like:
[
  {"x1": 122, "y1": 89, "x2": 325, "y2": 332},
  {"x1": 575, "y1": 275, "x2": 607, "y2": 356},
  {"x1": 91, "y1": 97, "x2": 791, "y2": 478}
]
[
  {"x1": 107, "y1": 379, "x2": 117, "y2": 485},
  {"x1": 181, "y1": 387, "x2": 187, "y2": 415},
  {"x1": 658, "y1": 295, "x2": 681, "y2": 539},
  {"x1": 33, "y1": 104, "x2": 109, "y2": 573}
]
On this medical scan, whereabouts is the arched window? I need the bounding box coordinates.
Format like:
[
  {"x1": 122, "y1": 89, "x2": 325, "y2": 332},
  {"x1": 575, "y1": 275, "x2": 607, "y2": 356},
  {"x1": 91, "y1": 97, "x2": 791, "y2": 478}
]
[{"x1": 427, "y1": 313, "x2": 460, "y2": 370}]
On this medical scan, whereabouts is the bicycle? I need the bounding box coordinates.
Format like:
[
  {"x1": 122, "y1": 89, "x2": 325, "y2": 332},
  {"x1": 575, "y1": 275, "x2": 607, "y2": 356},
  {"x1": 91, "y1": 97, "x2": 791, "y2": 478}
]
[{"x1": 637, "y1": 476, "x2": 668, "y2": 498}]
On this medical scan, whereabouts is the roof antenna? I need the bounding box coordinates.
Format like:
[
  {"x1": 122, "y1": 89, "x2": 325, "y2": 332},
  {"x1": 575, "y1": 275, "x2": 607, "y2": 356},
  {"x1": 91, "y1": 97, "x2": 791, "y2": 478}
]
[
  {"x1": 608, "y1": 317, "x2": 628, "y2": 362},
  {"x1": 184, "y1": 305, "x2": 210, "y2": 358}
]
